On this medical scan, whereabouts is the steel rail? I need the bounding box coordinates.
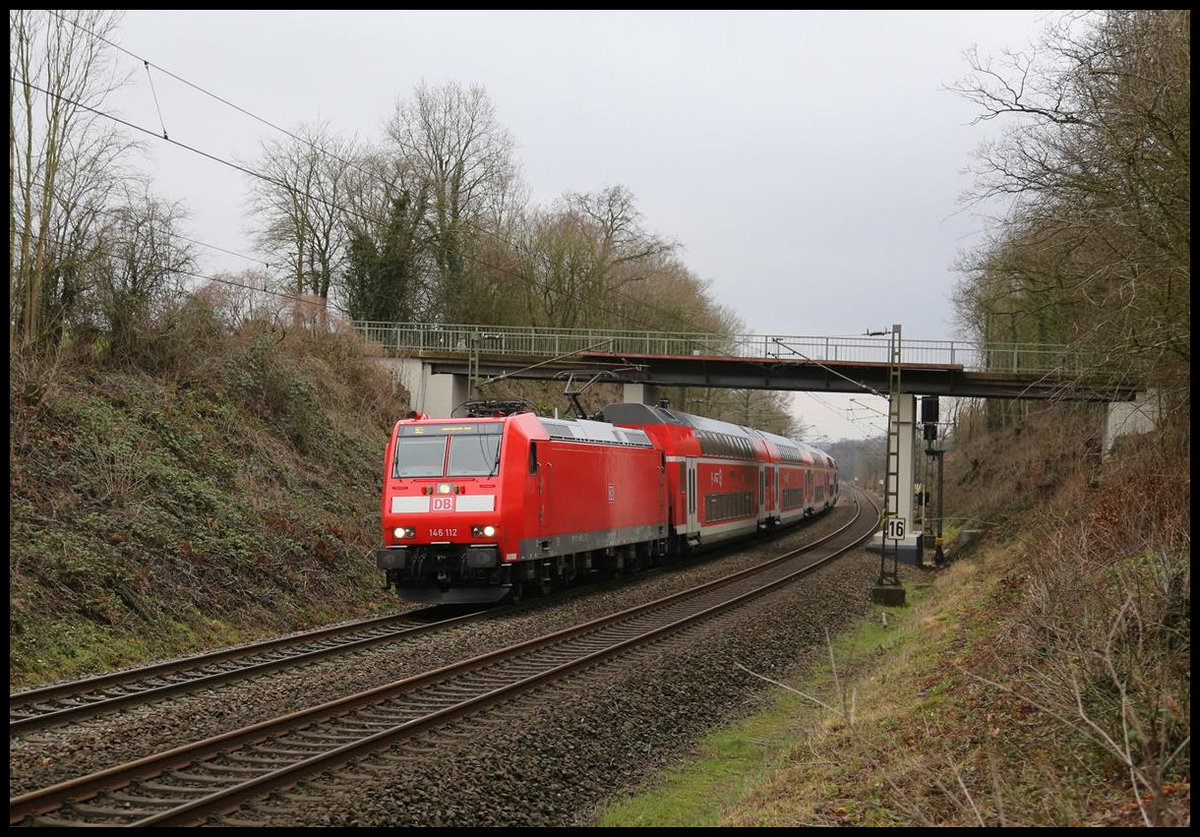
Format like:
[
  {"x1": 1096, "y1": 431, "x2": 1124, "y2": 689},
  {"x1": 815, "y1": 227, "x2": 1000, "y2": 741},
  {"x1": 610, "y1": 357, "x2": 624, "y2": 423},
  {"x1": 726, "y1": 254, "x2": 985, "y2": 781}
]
[{"x1": 8, "y1": 606, "x2": 489, "y2": 736}]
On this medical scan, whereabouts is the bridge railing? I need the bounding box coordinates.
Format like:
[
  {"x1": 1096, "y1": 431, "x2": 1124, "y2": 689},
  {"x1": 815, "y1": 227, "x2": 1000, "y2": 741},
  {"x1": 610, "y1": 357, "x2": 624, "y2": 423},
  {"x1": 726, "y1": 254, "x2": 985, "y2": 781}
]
[{"x1": 351, "y1": 321, "x2": 1083, "y2": 376}]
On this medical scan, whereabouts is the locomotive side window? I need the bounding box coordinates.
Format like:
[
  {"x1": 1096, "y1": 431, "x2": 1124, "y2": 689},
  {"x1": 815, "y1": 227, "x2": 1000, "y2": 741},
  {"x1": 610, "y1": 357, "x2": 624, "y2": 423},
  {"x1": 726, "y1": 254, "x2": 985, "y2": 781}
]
[{"x1": 529, "y1": 442, "x2": 538, "y2": 474}]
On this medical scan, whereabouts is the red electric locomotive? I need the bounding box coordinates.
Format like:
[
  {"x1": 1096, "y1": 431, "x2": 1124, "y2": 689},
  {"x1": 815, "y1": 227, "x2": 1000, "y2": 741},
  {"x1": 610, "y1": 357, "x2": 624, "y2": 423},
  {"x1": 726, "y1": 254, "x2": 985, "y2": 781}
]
[{"x1": 377, "y1": 402, "x2": 838, "y2": 604}]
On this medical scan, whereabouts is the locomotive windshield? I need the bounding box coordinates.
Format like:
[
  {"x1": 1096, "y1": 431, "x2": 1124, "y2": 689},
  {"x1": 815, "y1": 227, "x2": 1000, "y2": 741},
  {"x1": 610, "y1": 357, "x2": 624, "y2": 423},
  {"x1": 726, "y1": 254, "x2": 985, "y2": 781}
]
[{"x1": 393, "y1": 422, "x2": 503, "y2": 478}]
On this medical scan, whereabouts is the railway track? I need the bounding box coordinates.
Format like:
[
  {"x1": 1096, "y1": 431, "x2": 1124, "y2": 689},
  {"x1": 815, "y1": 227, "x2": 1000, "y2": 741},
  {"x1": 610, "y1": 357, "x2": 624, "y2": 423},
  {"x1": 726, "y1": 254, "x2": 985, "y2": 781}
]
[
  {"x1": 8, "y1": 606, "x2": 490, "y2": 736},
  {"x1": 10, "y1": 488, "x2": 878, "y2": 827}
]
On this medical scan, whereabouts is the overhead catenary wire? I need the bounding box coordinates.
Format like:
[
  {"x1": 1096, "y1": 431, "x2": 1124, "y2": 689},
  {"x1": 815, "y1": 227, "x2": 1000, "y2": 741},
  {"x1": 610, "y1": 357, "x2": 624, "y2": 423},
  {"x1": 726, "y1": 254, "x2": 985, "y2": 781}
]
[{"x1": 801, "y1": 392, "x2": 887, "y2": 438}]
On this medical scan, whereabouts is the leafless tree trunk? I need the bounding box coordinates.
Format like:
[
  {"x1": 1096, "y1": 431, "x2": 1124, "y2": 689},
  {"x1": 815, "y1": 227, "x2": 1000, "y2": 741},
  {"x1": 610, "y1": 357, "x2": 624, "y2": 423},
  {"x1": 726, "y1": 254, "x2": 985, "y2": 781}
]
[{"x1": 10, "y1": 9, "x2": 133, "y2": 349}]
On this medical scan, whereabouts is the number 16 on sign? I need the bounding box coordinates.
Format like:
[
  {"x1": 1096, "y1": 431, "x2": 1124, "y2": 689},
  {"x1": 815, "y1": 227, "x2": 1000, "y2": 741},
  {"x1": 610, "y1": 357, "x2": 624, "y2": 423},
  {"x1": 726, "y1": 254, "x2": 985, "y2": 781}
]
[{"x1": 884, "y1": 517, "x2": 906, "y2": 540}]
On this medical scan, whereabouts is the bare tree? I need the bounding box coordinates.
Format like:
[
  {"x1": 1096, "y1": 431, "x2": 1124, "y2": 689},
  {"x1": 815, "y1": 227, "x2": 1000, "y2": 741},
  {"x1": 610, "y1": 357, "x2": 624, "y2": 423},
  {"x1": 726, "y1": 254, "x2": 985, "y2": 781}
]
[
  {"x1": 610, "y1": 250, "x2": 739, "y2": 334},
  {"x1": 248, "y1": 121, "x2": 357, "y2": 305},
  {"x1": 384, "y1": 80, "x2": 519, "y2": 322},
  {"x1": 950, "y1": 10, "x2": 1190, "y2": 412},
  {"x1": 512, "y1": 185, "x2": 685, "y2": 330},
  {"x1": 195, "y1": 268, "x2": 278, "y2": 329},
  {"x1": 10, "y1": 9, "x2": 134, "y2": 348},
  {"x1": 563, "y1": 185, "x2": 674, "y2": 292},
  {"x1": 87, "y1": 189, "x2": 196, "y2": 357}
]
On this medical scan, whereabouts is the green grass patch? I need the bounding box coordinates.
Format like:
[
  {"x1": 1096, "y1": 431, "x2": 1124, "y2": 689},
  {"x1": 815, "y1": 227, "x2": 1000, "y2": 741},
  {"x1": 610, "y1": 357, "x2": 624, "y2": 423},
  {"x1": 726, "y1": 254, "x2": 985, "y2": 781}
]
[{"x1": 599, "y1": 588, "x2": 929, "y2": 827}]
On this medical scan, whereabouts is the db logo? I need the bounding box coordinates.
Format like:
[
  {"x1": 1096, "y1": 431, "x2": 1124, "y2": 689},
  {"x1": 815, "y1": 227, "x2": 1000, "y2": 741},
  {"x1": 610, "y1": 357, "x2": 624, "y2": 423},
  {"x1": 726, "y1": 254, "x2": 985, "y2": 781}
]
[{"x1": 431, "y1": 496, "x2": 455, "y2": 512}]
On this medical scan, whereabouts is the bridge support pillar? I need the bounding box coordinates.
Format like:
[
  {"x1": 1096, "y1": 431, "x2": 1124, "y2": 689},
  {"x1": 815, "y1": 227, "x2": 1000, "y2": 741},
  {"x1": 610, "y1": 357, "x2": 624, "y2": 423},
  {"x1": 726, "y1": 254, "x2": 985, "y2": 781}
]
[
  {"x1": 382, "y1": 357, "x2": 469, "y2": 419},
  {"x1": 1104, "y1": 389, "x2": 1158, "y2": 459},
  {"x1": 623, "y1": 382, "x2": 661, "y2": 406}
]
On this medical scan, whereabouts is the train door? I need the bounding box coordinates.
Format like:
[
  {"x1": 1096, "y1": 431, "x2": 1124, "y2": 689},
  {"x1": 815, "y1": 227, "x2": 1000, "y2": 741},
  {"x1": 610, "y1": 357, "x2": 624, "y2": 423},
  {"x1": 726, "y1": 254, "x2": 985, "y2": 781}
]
[
  {"x1": 536, "y1": 443, "x2": 549, "y2": 532},
  {"x1": 686, "y1": 458, "x2": 699, "y2": 537},
  {"x1": 758, "y1": 464, "x2": 767, "y2": 524},
  {"x1": 774, "y1": 467, "x2": 780, "y2": 520}
]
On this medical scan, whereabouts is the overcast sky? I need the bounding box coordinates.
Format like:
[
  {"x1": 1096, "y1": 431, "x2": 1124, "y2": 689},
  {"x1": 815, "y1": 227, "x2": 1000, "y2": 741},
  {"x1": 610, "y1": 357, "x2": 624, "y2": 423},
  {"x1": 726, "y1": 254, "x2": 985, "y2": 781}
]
[{"x1": 107, "y1": 10, "x2": 1054, "y2": 442}]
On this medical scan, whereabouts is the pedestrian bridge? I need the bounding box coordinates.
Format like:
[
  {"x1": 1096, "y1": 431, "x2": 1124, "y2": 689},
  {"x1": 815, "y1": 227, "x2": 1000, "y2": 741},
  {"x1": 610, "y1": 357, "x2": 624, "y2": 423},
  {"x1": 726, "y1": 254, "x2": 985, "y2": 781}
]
[{"x1": 352, "y1": 320, "x2": 1141, "y2": 412}]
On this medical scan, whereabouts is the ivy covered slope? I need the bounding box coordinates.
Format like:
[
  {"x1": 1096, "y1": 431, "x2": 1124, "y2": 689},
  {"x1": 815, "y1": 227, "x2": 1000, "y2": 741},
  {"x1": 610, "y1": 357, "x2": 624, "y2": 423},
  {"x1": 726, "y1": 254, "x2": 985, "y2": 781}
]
[{"x1": 10, "y1": 315, "x2": 408, "y2": 689}]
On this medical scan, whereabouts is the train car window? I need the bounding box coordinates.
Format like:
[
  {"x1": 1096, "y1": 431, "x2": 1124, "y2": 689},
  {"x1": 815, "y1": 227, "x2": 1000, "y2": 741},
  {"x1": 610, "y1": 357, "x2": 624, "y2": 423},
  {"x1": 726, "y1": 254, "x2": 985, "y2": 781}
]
[{"x1": 529, "y1": 442, "x2": 538, "y2": 475}]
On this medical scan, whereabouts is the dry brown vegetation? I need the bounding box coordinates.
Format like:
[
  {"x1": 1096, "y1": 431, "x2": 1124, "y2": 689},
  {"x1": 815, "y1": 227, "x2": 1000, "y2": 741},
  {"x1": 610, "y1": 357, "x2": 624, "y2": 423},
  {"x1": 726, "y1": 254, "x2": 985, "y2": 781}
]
[
  {"x1": 941, "y1": 406, "x2": 1189, "y2": 826},
  {"x1": 9, "y1": 298, "x2": 409, "y2": 687},
  {"x1": 718, "y1": 404, "x2": 1189, "y2": 827}
]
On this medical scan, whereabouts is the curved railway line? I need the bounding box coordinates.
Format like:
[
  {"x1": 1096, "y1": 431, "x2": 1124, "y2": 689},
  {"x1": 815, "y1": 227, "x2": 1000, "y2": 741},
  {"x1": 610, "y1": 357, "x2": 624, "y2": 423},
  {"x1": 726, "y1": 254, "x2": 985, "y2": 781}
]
[{"x1": 10, "y1": 487, "x2": 878, "y2": 827}]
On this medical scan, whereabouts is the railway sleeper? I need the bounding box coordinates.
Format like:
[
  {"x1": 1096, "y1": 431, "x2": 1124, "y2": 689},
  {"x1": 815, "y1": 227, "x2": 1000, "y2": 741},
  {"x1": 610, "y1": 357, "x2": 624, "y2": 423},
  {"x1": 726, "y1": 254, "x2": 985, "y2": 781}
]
[
  {"x1": 250, "y1": 745, "x2": 330, "y2": 757},
  {"x1": 108, "y1": 789, "x2": 204, "y2": 804},
  {"x1": 217, "y1": 815, "x2": 271, "y2": 827},
  {"x1": 60, "y1": 800, "x2": 156, "y2": 818},
  {"x1": 153, "y1": 773, "x2": 232, "y2": 786},
  {"x1": 32, "y1": 814, "x2": 106, "y2": 828},
  {"x1": 220, "y1": 753, "x2": 297, "y2": 767},
  {"x1": 122, "y1": 779, "x2": 214, "y2": 794},
  {"x1": 290, "y1": 728, "x2": 365, "y2": 743}
]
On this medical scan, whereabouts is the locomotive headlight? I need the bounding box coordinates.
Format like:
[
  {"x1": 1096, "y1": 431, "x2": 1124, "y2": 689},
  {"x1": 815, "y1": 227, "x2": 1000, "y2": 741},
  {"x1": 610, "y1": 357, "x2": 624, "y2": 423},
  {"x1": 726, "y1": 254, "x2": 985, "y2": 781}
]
[
  {"x1": 471, "y1": 525, "x2": 497, "y2": 538},
  {"x1": 436, "y1": 483, "x2": 453, "y2": 494},
  {"x1": 393, "y1": 526, "x2": 416, "y2": 539}
]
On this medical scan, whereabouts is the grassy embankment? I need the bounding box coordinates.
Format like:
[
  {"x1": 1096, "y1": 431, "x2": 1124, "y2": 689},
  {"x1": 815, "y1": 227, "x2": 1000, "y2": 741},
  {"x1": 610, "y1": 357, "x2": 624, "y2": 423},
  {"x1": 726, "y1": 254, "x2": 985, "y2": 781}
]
[
  {"x1": 601, "y1": 407, "x2": 1190, "y2": 827},
  {"x1": 10, "y1": 313, "x2": 409, "y2": 689}
]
